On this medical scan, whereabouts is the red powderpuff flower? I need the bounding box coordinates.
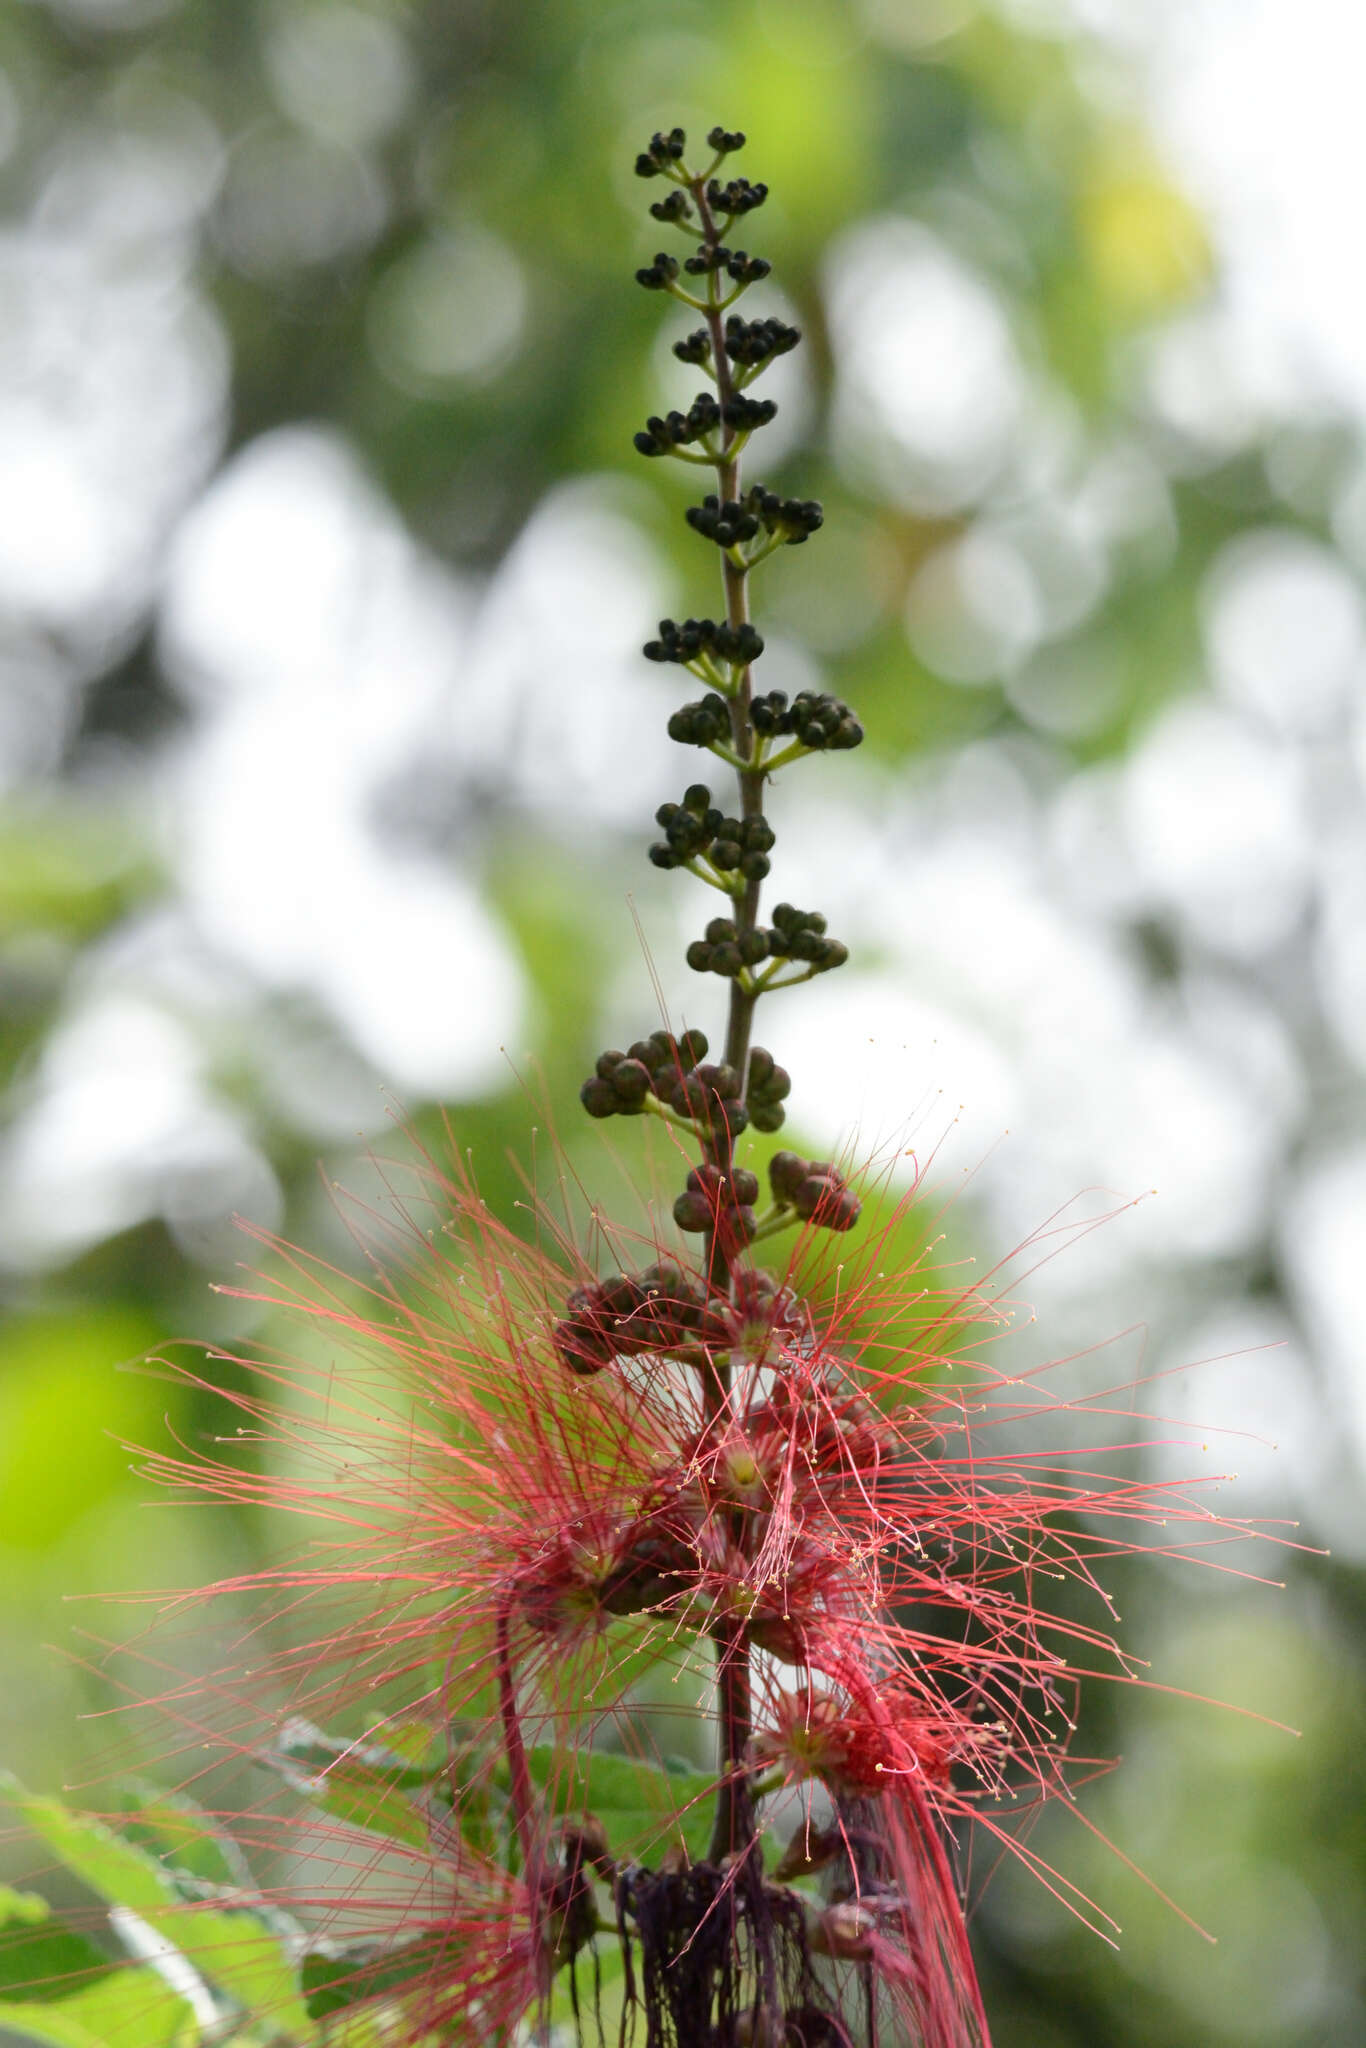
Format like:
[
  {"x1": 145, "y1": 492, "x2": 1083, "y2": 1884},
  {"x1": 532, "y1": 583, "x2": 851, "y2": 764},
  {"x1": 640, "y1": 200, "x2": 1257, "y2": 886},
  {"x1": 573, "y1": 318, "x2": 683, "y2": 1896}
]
[
  {"x1": 247, "y1": 1812, "x2": 609, "y2": 2047},
  {"x1": 298, "y1": 1858, "x2": 552, "y2": 2045},
  {"x1": 120, "y1": 1151, "x2": 726, "y2": 1768},
  {"x1": 750, "y1": 1683, "x2": 987, "y2": 1802},
  {"x1": 92, "y1": 1136, "x2": 1285, "y2": 2048}
]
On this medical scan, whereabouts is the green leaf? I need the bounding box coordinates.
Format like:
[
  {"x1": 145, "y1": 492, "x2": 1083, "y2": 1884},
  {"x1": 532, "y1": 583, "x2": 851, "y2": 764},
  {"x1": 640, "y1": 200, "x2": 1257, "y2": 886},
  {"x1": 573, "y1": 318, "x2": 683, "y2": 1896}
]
[
  {"x1": 110, "y1": 1786, "x2": 252, "y2": 1893},
  {"x1": 518, "y1": 1748, "x2": 718, "y2": 1863},
  {"x1": 2, "y1": 1779, "x2": 313, "y2": 2042},
  {"x1": 0, "y1": 1962, "x2": 191, "y2": 2048},
  {"x1": 267, "y1": 1721, "x2": 440, "y2": 1851},
  {"x1": 0, "y1": 1891, "x2": 114, "y2": 2005},
  {"x1": 301, "y1": 1935, "x2": 454, "y2": 2024},
  {"x1": 272, "y1": 1721, "x2": 444, "y2": 1793},
  {"x1": 356, "y1": 1718, "x2": 456, "y2": 1773}
]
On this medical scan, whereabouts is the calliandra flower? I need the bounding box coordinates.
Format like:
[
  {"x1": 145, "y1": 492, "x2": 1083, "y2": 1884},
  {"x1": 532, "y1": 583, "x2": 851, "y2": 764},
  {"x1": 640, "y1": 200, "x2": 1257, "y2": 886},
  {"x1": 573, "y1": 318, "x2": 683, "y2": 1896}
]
[
  {"x1": 81, "y1": 1126, "x2": 1279, "y2": 2048},
  {"x1": 750, "y1": 1684, "x2": 982, "y2": 1801},
  {"x1": 120, "y1": 1149, "x2": 721, "y2": 1762},
  {"x1": 17, "y1": 120, "x2": 1298, "y2": 2048}
]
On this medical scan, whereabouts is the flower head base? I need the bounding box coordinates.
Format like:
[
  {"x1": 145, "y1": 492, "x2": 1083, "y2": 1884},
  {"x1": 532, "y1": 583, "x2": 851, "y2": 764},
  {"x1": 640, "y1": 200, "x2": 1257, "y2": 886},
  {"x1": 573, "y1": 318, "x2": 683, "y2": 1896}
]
[{"x1": 751, "y1": 1684, "x2": 985, "y2": 1801}]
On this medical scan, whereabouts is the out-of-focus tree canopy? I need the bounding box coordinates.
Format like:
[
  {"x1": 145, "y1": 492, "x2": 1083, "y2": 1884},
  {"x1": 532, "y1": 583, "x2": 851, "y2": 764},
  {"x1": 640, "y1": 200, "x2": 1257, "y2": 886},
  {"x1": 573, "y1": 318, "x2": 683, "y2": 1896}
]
[{"x1": 1, "y1": 3, "x2": 1363, "y2": 2044}]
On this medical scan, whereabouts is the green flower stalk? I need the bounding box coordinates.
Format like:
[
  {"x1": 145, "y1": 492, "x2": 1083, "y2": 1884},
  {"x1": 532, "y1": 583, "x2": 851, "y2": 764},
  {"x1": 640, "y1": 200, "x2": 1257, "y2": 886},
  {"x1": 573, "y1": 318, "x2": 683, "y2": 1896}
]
[{"x1": 578, "y1": 122, "x2": 863, "y2": 1871}]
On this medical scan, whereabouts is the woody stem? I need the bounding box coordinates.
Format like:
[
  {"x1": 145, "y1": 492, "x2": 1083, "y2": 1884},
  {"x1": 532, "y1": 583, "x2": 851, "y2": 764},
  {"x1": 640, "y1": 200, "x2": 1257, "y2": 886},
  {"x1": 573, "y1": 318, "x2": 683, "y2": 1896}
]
[
  {"x1": 495, "y1": 1601, "x2": 539, "y2": 1884},
  {"x1": 692, "y1": 169, "x2": 757, "y2": 1867}
]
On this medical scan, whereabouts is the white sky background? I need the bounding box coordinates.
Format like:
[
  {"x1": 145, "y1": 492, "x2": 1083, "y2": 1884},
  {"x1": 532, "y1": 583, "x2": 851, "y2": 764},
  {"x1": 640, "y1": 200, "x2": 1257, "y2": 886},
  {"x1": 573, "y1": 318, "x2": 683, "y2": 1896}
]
[{"x1": 1147, "y1": 0, "x2": 1366, "y2": 421}]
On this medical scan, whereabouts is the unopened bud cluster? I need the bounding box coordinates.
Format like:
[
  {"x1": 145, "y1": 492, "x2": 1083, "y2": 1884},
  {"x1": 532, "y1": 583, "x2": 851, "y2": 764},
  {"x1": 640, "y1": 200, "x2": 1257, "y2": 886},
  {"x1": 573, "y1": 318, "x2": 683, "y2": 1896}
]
[
  {"x1": 564, "y1": 120, "x2": 870, "y2": 1356},
  {"x1": 554, "y1": 1259, "x2": 710, "y2": 1375},
  {"x1": 752, "y1": 689, "x2": 863, "y2": 751},
  {"x1": 650, "y1": 784, "x2": 774, "y2": 880},
  {"x1": 642, "y1": 617, "x2": 764, "y2": 667},
  {"x1": 685, "y1": 485, "x2": 823, "y2": 548},
  {"x1": 769, "y1": 1149, "x2": 860, "y2": 1230},
  {"x1": 579, "y1": 1028, "x2": 709, "y2": 1118}
]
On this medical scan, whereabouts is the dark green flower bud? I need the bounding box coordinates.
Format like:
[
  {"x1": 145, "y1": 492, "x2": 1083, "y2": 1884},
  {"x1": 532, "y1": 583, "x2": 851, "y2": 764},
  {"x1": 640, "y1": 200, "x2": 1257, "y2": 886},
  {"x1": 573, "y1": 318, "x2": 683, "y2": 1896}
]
[
  {"x1": 674, "y1": 1163, "x2": 756, "y2": 1240},
  {"x1": 664, "y1": 812, "x2": 703, "y2": 852},
  {"x1": 645, "y1": 619, "x2": 764, "y2": 669},
  {"x1": 640, "y1": 1028, "x2": 708, "y2": 1077},
  {"x1": 672, "y1": 1064, "x2": 748, "y2": 1139},
  {"x1": 582, "y1": 1048, "x2": 658, "y2": 1118},
  {"x1": 581, "y1": 1077, "x2": 618, "y2": 1119},
  {"x1": 612, "y1": 1058, "x2": 651, "y2": 1105},
  {"x1": 705, "y1": 916, "x2": 738, "y2": 945},
  {"x1": 766, "y1": 1152, "x2": 861, "y2": 1230},
  {"x1": 751, "y1": 690, "x2": 790, "y2": 736},
  {"x1": 685, "y1": 497, "x2": 760, "y2": 547},
  {"x1": 775, "y1": 690, "x2": 863, "y2": 752},
  {"x1": 684, "y1": 244, "x2": 732, "y2": 276},
  {"x1": 709, "y1": 942, "x2": 742, "y2": 976},
  {"x1": 707, "y1": 126, "x2": 746, "y2": 154},
  {"x1": 668, "y1": 693, "x2": 731, "y2": 746},
  {"x1": 673, "y1": 327, "x2": 711, "y2": 366},
  {"x1": 673, "y1": 1189, "x2": 714, "y2": 1233},
  {"x1": 553, "y1": 1255, "x2": 710, "y2": 1373},
  {"x1": 650, "y1": 191, "x2": 693, "y2": 225},
  {"x1": 687, "y1": 940, "x2": 713, "y2": 972},
  {"x1": 707, "y1": 176, "x2": 768, "y2": 217},
  {"x1": 723, "y1": 314, "x2": 801, "y2": 367},
  {"x1": 554, "y1": 1286, "x2": 617, "y2": 1374},
  {"x1": 636, "y1": 252, "x2": 681, "y2": 290},
  {"x1": 769, "y1": 1151, "x2": 808, "y2": 1202},
  {"x1": 744, "y1": 484, "x2": 823, "y2": 544},
  {"x1": 795, "y1": 1172, "x2": 860, "y2": 1230},
  {"x1": 748, "y1": 1047, "x2": 790, "y2": 1133},
  {"x1": 739, "y1": 928, "x2": 769, "y2": 965},
  {"x1": 639, "y1": 1258, "x2": 696, "y2": 1299},
  {"x1": 726, "y1": 251, "x2": 771, "y2": 284},
  {"x1": 642, "y1": 127, "x2": 687, "y2": 166},
  {"x1": 723, "y1": 394, "x2": 778, "y2": 432}
]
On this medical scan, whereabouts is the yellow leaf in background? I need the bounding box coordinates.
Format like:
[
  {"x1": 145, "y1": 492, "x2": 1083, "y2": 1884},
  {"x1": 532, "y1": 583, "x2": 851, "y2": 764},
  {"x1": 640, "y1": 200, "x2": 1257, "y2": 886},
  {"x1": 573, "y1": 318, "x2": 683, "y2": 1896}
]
[{"x1": 1079, "y1": 141, "x2": 1211, "y2": 314}]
